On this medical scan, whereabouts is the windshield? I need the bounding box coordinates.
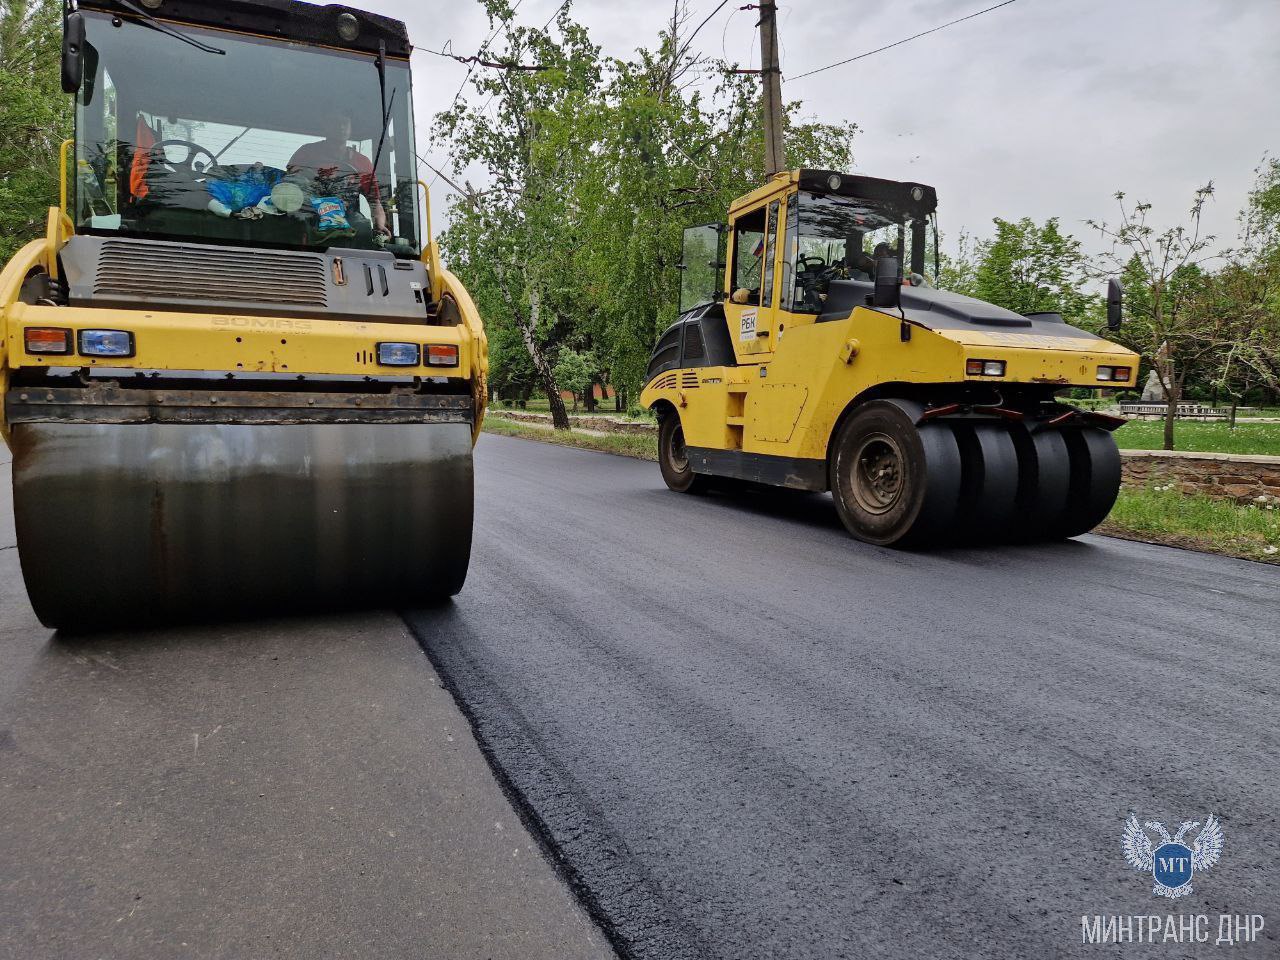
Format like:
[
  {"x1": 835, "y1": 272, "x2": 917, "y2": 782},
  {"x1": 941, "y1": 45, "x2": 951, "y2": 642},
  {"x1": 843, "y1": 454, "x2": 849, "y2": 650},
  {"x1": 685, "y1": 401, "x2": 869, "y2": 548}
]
[
  {"x1": 783, "y1": 191, "x2": 928, "y2": 313},
  {"x1": 75, "y1": 11, "x2": 420, "y2": 257}
]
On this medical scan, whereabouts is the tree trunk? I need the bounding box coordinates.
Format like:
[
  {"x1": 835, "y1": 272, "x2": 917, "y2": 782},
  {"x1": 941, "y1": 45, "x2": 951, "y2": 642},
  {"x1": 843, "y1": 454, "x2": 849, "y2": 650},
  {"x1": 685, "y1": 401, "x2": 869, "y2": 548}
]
[
  {"x1": 584, "y1": 378, "x2": 598, "y2": 413},
  {"x1": 1162, "y1": 372, "x2": 1183, "y2": 451},
  {"x1": 517, "y1": 294, "x2": 568, "y2": 428},
  {"x1": 497, "y1": 274, "x2": 570, "y2": 430},
  {"x1": 1229, "y1": 396, "x2": 1239, "y2": 429}
]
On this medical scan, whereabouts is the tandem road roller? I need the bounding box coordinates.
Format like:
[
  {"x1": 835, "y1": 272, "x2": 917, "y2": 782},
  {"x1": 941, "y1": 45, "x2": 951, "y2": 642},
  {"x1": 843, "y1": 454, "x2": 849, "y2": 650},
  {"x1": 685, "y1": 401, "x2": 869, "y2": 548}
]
[
  {"x1": 641, "y1": 170, "x2": 1139, "y2": 545},
  {"x1": 0, "y1": 1, "x2": 487, "y2": 628}
]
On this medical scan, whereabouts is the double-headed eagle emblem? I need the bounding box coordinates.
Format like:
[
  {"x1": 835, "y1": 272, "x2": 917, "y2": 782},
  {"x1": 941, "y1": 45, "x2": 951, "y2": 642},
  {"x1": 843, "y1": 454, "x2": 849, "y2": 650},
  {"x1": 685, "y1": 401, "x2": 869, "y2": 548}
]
[{"x1": 1123, "y1": 813, "x2": 1223, "y2": 899}]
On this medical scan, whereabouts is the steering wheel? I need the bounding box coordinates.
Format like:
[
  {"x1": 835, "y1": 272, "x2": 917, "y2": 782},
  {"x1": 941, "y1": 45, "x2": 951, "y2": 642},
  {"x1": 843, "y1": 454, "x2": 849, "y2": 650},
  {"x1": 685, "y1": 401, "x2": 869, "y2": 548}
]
[
  {"x1": 798, "y1": 254, "x2": 827, "y2": 272},
  {"x1": 151, "y1": 139, "x2": 219, "y2": 177}
]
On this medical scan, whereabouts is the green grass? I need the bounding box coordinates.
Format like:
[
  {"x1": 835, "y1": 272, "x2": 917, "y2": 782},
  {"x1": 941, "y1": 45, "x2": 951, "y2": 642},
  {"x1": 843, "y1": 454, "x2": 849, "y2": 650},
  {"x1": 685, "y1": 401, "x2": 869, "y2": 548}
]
[
  {"x1": 1100, "y1": 487, "x2": 1280, "y2": 563},
  {"x1": 482, "y1": 414, "x2": 657, "y2": 460},
  {"x1": 1112, "y1": 420, "x2": 1280, "y2": 456},
  {"x1": 493, "y1": 397, "x2": 656, "y2": 420}
]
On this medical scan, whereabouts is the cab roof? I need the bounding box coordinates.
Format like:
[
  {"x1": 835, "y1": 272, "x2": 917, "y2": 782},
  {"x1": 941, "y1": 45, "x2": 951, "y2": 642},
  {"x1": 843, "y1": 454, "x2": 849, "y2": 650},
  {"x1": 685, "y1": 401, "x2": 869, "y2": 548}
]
[
  {"x1": 728, "y1": 169, "x2": 938, "y2": 220},
  {"x1": 80, "y1": 0, "x2": 411, "y2": 59}
]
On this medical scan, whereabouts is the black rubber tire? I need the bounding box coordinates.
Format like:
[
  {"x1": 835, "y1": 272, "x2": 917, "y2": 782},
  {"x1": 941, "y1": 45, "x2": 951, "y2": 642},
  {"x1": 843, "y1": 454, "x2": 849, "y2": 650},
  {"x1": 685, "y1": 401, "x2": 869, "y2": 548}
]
[
  {"x1": 950, "y1": 421, "x2": 1020, "y2": 541},
  {"x1": 829, "y1": 401, "x2": 963, "y2": 546},
  {"x1": 1007, "y1": 424, "x2": 1072, "y2": 541},
  {"x1": 657, "y1": 414, "x2": 709, "y2": 494},
  {"x1": 1053, "y1": 427, "x2": 1122, "y2": 538}
]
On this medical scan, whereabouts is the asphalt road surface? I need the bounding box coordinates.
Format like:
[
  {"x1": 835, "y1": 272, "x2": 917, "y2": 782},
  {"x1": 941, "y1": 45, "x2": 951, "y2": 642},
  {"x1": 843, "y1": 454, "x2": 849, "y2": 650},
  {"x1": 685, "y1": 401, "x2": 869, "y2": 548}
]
[
  {"x1": 405, "y1": 433, "x2": 1280, "y2": 960},
  {"x1": 0, "y1": 450, "x2": 611, "y2": 960}
]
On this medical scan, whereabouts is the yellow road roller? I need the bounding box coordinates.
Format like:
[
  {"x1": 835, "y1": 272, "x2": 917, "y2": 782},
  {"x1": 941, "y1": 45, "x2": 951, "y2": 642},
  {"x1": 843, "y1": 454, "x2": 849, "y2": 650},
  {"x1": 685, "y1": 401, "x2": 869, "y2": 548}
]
[
  {"x1": 0, "y1": 1, "x2": 486, "y2": 628},
  {"x1": 641, "y1": 170, "x2": 1138, "y2": 545}
]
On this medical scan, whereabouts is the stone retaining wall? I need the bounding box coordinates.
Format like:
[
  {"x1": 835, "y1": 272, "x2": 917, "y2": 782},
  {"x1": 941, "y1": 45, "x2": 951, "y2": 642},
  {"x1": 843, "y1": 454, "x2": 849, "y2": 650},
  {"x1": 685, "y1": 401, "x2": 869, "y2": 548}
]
[
  {"x1": 1119, "y1": 450, "x2": 1280, "y2": 502},
  {"x1": 489, "y1": 411, "x2": 1280, "y2": 502}
]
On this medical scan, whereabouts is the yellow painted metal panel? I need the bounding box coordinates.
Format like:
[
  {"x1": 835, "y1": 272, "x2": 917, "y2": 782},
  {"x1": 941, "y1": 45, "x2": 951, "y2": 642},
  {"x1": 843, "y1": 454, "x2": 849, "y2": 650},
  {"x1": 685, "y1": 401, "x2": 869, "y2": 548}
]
[{"x1": 6, "y1": 303, "x2": 472, "y2": 380}]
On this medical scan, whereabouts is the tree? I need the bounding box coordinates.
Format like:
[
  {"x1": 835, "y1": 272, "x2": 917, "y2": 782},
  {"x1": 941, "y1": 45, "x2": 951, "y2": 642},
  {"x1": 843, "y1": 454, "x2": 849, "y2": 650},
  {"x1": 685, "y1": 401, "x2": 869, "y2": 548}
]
[
  {"x1": 437, "y1": 1, "x2": 857, "y2": 417},
  {"x1": 0, "y1": 0, "x2": 71, "y2": 263},
  {"x1": 937, "y1": 229, "x2": 980, "y2": 297},
  {"x1": 553, "y1": 346, "x2": 595, "y2": 412},
  {"x1": 1089, "y1": 185, "x2": 1223, "y2": 450},
  {"x1": 1194, "y1": 161, "x2": 1280, "y2": 422},
  {"x1": 1191, "y1": 262, "x2": 1280, "y2": 424},
  {"x1": 971, "y1": 217, "x2": 1094, "y2": 325},
  {"x1": 434, "y1": 0, "x2": 602, "y2": 430}
]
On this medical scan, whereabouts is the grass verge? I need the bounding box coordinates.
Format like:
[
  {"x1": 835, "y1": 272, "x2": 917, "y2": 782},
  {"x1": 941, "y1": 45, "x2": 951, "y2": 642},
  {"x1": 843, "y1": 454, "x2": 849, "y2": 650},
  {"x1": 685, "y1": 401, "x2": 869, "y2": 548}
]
[
  {"x1": 482, "y1": 415, "x2": 657, "y2": 461},
  {"x1": 1098, "y1": 487, "x2": 1280, "y2": 564},
  {"x1": 1112, "y1": 419, "x2": 1280, "y2": 456}
]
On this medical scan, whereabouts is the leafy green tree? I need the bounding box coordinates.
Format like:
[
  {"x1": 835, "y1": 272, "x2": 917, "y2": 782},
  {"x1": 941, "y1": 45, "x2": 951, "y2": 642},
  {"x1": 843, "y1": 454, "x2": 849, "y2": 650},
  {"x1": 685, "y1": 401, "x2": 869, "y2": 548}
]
[
  {"x1": 0, "y1": 0, "x2": 70, "y2": 262},
  {"x1": 1089, "y1": 186, "x2": 1222, "y2": 449},
  {"x1": 552, "y1": 346, "x2": 595, "y2": 412},
  {"x1": 437, "y1": 1, "x2": 856, "y2": 418},
  {"x1": 1195, "y1": 161, "x2": 1280, "y2": 421},
  {"x1": 971, "y1": 217, "x2": 1094, "y2": 325},
  {"x1": 435, "y1": 1, "x2": 601, "y2": 430}
]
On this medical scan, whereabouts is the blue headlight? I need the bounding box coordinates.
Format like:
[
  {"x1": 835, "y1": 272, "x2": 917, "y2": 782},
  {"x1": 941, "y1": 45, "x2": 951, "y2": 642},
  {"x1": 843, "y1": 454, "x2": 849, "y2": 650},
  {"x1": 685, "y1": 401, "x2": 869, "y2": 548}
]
[
  {"x1": 78, "y1": 329, "x2": 135, "y2": 357},
  {"x1": 376, "y1": 341, "x2": 420, "y2": 366}
]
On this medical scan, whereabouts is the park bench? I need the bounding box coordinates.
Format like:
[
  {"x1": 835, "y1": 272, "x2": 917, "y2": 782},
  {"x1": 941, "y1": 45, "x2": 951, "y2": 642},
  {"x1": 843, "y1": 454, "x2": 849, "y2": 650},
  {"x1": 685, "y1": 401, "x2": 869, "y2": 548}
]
[{"x1": 1119, "y1": 402, "x2": 1232, "y2": 420}]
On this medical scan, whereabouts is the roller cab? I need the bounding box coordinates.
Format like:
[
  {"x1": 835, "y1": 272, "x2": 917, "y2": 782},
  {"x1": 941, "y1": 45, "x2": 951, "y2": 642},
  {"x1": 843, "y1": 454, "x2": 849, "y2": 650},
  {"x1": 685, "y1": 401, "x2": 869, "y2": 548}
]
[
  {"x1": 641, "y1": 170, "x2": 1138, "y2": 546},
  {"x1": 0, "y1": 1, "x2": 488, "y2": 628}
]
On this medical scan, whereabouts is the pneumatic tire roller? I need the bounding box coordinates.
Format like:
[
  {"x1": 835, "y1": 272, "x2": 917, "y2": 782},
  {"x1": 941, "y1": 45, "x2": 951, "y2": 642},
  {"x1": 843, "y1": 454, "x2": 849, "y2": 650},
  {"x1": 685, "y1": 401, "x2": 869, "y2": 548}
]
[{"x1": 641, "y1": 169, "x2": 1138, "y2": 547}]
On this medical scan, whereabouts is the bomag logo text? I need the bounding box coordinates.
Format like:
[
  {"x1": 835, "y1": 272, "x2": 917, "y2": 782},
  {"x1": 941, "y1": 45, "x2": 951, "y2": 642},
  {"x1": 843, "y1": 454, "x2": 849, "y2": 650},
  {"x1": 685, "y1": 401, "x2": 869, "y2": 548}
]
[{"x1": 212, "y1": 317, "x2": 313, "y2": 332}]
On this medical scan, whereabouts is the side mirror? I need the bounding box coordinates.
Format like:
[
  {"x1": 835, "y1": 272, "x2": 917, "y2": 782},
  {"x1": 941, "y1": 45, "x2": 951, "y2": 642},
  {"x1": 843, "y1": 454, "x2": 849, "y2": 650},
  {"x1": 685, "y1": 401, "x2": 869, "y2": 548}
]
[
  {"x1": 1106, "y1": 278, "x2": 1124, "y2": 331},
  {"x1": 61, "y1": 11, "x2": 85, "y2": 94},
  {"x1": 873, "y1": 257, "x2": 902, "y2": 309}
]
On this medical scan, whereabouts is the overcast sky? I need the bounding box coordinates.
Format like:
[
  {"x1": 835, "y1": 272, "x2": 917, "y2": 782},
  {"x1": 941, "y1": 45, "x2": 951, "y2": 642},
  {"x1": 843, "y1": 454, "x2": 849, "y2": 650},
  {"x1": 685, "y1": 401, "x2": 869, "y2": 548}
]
[{"x1": 363, "y1": 0, "x2": 1279, "y2": 257}]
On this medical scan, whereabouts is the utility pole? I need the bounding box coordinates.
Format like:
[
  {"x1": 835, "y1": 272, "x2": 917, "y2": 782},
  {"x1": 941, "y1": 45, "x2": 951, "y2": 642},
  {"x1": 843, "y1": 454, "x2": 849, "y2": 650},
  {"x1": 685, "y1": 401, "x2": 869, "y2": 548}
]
[{"x1": 758, "y1": 0, "x2": 785, "y2": 178}]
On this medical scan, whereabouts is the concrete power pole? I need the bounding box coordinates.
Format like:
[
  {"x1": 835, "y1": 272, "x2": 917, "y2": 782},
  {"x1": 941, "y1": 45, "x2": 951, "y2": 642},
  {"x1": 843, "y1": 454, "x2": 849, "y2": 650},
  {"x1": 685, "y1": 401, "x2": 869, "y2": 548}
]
[{"x1": 758, "y1": 0, "x2": 785, "y2": 178}]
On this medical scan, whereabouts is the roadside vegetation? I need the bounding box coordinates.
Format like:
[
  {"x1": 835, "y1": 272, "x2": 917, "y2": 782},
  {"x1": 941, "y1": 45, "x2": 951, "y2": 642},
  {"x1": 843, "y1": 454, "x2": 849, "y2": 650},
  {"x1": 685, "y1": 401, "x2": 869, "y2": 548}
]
[
  {"x1": 1101, "y1": 488, "x2": 1280, "y2": 564},
  {"x1": 1112, "y1": 420, "x2": 1280, "y2": 456},
  {"x1": 483, "y1": 414, "x2": 657, "y2": 461}
]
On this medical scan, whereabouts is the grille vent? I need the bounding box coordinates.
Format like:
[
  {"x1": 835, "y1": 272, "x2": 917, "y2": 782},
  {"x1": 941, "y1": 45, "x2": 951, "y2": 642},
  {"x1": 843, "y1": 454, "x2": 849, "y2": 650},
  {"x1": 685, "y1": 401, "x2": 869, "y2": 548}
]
[
  {"x1": 680, "y1": 371, "x2": 700, "y2": 389},
  {"x1": 652, "y1": 372, "x2": 678, "y2": 390},
  {"x1": 94, "y1": 240, "x2": 327, "y2": 308}
]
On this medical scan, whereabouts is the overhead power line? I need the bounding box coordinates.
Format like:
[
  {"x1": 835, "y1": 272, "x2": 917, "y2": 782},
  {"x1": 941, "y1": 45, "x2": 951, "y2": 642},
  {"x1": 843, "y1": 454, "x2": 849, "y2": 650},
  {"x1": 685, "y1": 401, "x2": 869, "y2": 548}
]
[
  {"x1": 687, "y1": 0, "x2": 734, "y2": 50},
  {"x1": 540, "y1": 0, "x2": 572, "y2": 32},
  {"x1": 786, "y1": 0, "x2": 1018, "y2": 83}
]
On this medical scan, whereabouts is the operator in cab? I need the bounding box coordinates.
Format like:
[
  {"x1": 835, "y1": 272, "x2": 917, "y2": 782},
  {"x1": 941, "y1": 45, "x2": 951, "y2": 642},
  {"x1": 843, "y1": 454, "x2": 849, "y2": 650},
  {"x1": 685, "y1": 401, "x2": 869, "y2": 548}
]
[{"x1": 289, "y1": 114, "x2": 390, "y2": 239}]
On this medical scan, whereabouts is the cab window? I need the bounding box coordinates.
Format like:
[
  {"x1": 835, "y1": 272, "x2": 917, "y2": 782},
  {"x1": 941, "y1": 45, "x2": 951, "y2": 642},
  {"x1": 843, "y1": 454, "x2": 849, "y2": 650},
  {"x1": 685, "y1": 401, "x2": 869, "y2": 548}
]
[
  {"x1": 760, "y1": 199, "x2": 780, "y2": 308},
  {"x1": 730, "y1": 207, "x2": 766, "y2": 304}
]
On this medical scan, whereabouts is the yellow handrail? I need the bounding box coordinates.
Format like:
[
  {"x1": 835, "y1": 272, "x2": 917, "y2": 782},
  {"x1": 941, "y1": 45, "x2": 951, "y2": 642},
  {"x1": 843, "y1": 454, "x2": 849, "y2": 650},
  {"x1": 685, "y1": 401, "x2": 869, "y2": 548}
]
[
  {"x1": 59, "y1": 138, "x2": 73, "y2": 217},
  {"x1": 417, "y1": 179, "x2": 432, "y2": 245}
]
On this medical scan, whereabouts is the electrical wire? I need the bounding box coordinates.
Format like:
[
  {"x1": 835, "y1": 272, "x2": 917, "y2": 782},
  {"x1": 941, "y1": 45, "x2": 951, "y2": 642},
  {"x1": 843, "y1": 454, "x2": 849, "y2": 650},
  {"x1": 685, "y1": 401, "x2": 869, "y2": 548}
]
[
  {"x1": 687, "y1": 0, "x2": 733, "y2": 51},
  {"x1": 426, "y1": 0, "x2": 528, "y2": 189},
  {"x1": 787, "y1": 0, "x2": 1018, "y2": 83},
  {"x1": 540, "y1": 0, "x2": 572, "y2": 32}
]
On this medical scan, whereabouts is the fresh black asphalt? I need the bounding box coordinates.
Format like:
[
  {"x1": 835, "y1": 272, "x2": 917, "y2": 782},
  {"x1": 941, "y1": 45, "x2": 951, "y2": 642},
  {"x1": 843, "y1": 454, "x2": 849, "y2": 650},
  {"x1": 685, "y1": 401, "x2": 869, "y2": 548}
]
[{"x1": 405, "y1": 432, "x2": 1280, "y2": 960}]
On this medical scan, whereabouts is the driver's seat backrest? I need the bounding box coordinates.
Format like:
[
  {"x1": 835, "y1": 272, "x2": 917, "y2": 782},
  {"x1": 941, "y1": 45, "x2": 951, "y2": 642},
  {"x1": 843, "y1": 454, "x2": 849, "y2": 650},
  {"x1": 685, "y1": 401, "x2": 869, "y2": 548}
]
[{"x1": 129, "y1": 115, "x2": 161, "y2": 202}]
